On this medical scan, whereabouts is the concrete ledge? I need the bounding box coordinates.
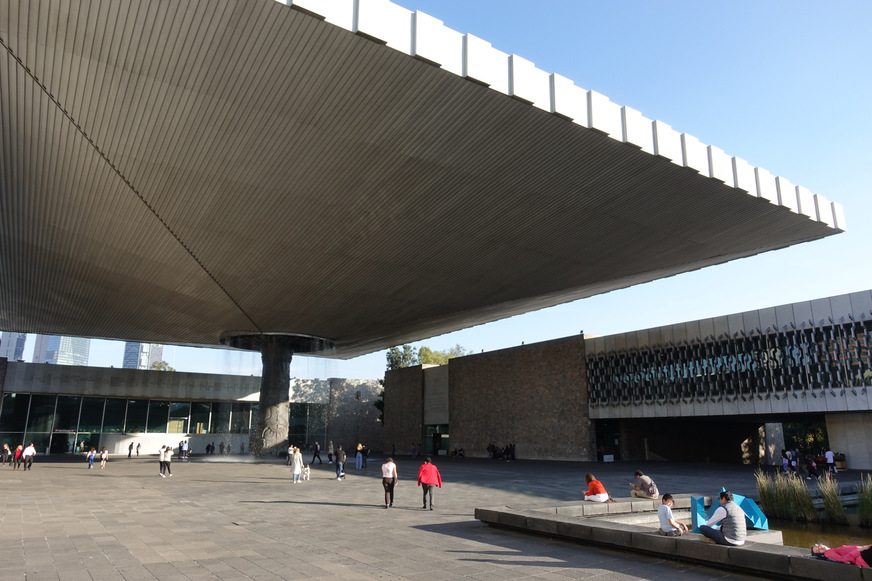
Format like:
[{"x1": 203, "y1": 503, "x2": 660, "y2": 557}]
[
  {"x1": 729, "y1": 543, "x2": 795, "y2": 577},
  {"x1": 476, "y1": 503, "x2": 851, "y2": 581},
  {"x1": 789, "y1": 555, "x2": 864, "y2": 581}
]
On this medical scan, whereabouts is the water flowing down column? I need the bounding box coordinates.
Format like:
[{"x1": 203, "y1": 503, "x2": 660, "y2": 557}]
[{"x1": 254, "y1": 335, "x2": 294, "y2": 457}]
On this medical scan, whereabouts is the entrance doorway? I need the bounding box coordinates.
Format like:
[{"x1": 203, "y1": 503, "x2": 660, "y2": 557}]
[{"x1": 49, "y1": 433, "x2": 74, "y2": 454}]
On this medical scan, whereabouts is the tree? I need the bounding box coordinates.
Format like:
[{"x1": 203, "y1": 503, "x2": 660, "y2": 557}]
[
  {"x1": 150, "y1": 360, "x2": 175, "y2": 372},
  {"x1": 386, "y1": 345, "x2": 417, "y2": 370},
  {"x1": 419, "y1": 344, "x2": 471, "y2": 365},
  {"x1": 386, "y1": 344, "x2": 471, "y2": 369},
  {"x1": 373, "y1": 380, "x2": 384, "y2": 423}
]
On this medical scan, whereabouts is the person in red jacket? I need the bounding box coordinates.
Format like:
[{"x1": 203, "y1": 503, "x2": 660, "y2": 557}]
[
  {"x1": 583, "y1": 473, "x2": 615, "y2": 502},
  {"x1": 417, "y1": 457, "x2": 442, "y2": 510},
  {"x1": 812, "y1": 543, "x2": 871, "y2": 567}
]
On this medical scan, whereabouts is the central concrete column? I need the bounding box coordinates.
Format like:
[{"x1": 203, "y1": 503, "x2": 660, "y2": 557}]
[
  {"x1": 252, "y1": 335, "x2": 294, "y2": 457},
  {"x1": 220, "y1": 332, "x2": 334, "y2": 457}
]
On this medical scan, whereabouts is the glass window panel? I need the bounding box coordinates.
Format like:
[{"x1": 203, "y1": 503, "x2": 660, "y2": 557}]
[
  {"x1": 99, "y1": 398, "x2": 122, "y2": 433},
  {"x1": 79, "y1": 398, "x2": 106, "y2": 433},
  {"x1": 0, "y1": 433, "x2": 24, "y2": 449},
  {"x1": 167, "y1": 402, "x2": 190, "y2": 434},
  {"x1": 26, "y1": 395, "x2": 56, "y2": 433},
  {"x1": 49, "y1": 432, "x2": 75, "y2": 454},
  {"x1": 0, "y1": 393, "x2": 30, "y2": 432},
  {"x1": 73, "y1": 434, "x2": 94, "y2": 453},
  {"x1": 125, "y1": 400, "x2": 148, "y2": 434},
  {"x1": 24, "y1": 433, "x2": 51, "y2": 454},
  {"x1": 230, "y1": 402, "x2": 251, "y2": 434},
  {"x1": 53, "y1": 395, "x2": 81, "y2": 432},
  {"x1": 147, "y1": 401, "x2": 169, "y2": 433},
  {"x1": 210, "y1": 403, "x2": 230, "y2": 434},
  {"x1": 190, "y1": 402, "x2": 210, "y2": 435}
]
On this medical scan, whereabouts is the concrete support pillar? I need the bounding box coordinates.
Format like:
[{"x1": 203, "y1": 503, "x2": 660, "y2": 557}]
[
  {"x1": 760, "y1": 423, "x2": 785, "y2": 466},
  {"x1": 250, "y1": 336, "x2": 293, "y2": 457},
  {"x1": 826, "y1": 412, "x2": 872, "y2": 471}
]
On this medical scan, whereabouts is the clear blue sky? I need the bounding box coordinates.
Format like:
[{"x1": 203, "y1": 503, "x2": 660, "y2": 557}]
[{"x1": 19, "y1": 1, "x2": 872, "y2": 380}]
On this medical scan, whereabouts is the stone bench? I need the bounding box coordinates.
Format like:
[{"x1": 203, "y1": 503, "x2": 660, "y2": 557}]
[{"x1": 475, "y1": 502, "x2": 871, "y2": 581}]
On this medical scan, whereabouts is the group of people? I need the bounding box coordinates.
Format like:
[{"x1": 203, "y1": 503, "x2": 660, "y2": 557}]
[
  {"x1": 127, "y1": 442, "x2": 141, "y2": 458},
  {"x1": 781, "y1": 447, "x2": 840, "y2": 478},
  {"x1": 287, "y1": 445, "x2": 311, "y2": 483},
  {"x1": 380, "y1": 456, "x2": 443, "y2": 510},
  {"x1": 582, "y1": 469, "x2": 869, "y2": 568},
  {"x1": 486, "y1": 443, "x2": 515, "y2": 461},
  {"x1": 86, "y1": 447, "x2": 109, "y2": 469},
  {"x1": 203, "y1": 441, "x2": 244, "y2": 455},
  {"x1": 582, "y1": 471, "x2": 745, "y2": 545},
  {"x1": 1, "y1": 442, "x2": 36, "y2": 470}
]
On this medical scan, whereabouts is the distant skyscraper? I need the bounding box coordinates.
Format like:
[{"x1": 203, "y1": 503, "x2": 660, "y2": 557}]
[
  {"x1": 122, "y1": 342, "x2": 164, "y2": 370},
  {"x1": 32, "y1": 335, "x2": 90, "y2": 365},
  {"x1": 0, "y1": 332, "x2": 28, "y2": 361}
]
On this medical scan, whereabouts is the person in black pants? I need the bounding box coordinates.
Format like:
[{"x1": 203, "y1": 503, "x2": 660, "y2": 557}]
[{"x1": 311, "y1": 441, "x2": 322, "y2": 464}]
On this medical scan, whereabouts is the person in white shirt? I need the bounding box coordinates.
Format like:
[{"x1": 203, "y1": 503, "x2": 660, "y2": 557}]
[
  {"x1": 163, "y1": 445, "x2": 174, "y2": 477},
  {"x1": 657, "y1": 494, "x2": 688, "y2": 536},
  {"x1": 825, "y1": 449, "x2": 838, "y2": 473},
  {"x1": 699, "y1": 491, "x2": 746, "y2": 546},
  {"x1": 22, "y1": 443, "x2": 36, "y2": 471},
  {"x1": 381, "y1": 458, "x2": 398, "y2": 508}
]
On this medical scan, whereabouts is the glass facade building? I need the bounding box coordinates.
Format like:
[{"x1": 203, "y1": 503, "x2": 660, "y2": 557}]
[{"x1": 0, "y1": 392, "x2": 327, "y2": 455}]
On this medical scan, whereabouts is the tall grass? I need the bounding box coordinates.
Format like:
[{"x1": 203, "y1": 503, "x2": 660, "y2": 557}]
[
  {"x1": 755, "y1": 469, "x2": 818, "y2": 522},
  {"x1": 858, "y1": 473, "x2": 872, "y2": 528},
  {"x1": 787, "y1": 474, "x2": 817, "y2": 522},
  {"x1": 756, "y1": 470, "x2": 777, "y2": 516},
  {"x1": 818, "y1": 473, "x2": 848, "y2": 525}
]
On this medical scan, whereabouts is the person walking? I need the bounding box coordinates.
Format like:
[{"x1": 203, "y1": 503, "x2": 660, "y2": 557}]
[
  {"x1": 13, "y1": 444, "x2": 23, "y2": 470},
  {"x1": 327, "y1": 440, "x2": 334, "y2": 464},
  {"x1": 22, "y1": 442, "x2": 36, "y2": 470},
  {"x1": 335, "y1": 445, "x2": 346, "y2": 480},
  {"x1": 136, "y1": 443, "x2": 141, "y2": 458},
  {"x1": 356, "y1": 443, "x2": 363, "y2": 470},
  {"x1": 87, "y1": 447, "x2": 96, "y2": 469},
  {"x1": 291, "y1": 446, "x2": 304, "y2": 484},
  {"x1": 158, "y1": 445, "x2": 167, "y2": 476},
  {"x1": 128, "y1": 443, "x2": 134, "y2": 459},
  {"x1": 164, "y1": 445, "x2": 174, "y2": 476},
  {"x1": 311, "y1": 441, "x2": 322, "y2": 464},
  {"x1": 1, "y1": 443, "x2": 11, "y2": 466},
  {"x1": 382, "y1": 457, "x2": 398, "y2": 508},
  {"x1": 99, "y1": 447, "x2": 109, "y2": 469},
  {"x1": 417, "y1": 457, "x2": 442, "y2": 510},
  {"x1": 825, "y1": 448, "x2": 838, "y2": 473}
]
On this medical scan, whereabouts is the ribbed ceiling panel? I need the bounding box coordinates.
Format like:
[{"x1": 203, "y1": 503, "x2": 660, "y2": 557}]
[{"x1": 0, "y1": 0, "x2": 841, "y2": 357}]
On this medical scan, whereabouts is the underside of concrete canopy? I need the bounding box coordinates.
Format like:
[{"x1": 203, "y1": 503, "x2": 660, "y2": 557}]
[{"x1": 0, "y1": 0, "x2": 845, "y2": 359}]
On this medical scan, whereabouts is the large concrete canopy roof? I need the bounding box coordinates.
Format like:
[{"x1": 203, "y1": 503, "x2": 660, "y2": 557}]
[{"x1": 0, "y1": 0, "x2": 844, "y2": 358}]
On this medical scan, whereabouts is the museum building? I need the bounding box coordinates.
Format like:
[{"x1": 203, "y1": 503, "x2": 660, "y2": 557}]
[{"x1": 383, "y1": 289, "x2": 872, "y2": 470}]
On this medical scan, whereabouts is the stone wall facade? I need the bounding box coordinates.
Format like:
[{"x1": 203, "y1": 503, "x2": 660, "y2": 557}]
[
  {"x1": 383, "y1": 366, "x2": 424, "y2": 455},
  {"x1": 325, "y1": 378, "x2": 383, "y2": 454},
  {"x1": 449, "y1": 335, "x2": 591, "y2": 461}
]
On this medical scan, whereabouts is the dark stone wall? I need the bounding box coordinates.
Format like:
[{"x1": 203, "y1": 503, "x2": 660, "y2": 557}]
[
  {"x1": 0, "y1": 357, "x2": 7, "y2": 395},
  {"x1": 449, "y1": 335, "x2": 591, "y2": 461},
  {"x1": 382, "y1": 366, "x2": 424, "y2": 455},
  {"x1": 326, "y1": 379, "x2": 384, "y2": 454}
]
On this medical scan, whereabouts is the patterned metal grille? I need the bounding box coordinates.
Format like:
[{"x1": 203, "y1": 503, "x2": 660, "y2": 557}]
[{"x1": 588, "y1": 318, "x2": 872, "y2": 407}]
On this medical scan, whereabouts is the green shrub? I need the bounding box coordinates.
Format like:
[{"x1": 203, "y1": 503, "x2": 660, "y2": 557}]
[
  {"x1": 858, "y1": 473, "x2": 872, "y2": 528},
  {"x1": 818, "y1": 473, "x2": 847, "y2": 525}
]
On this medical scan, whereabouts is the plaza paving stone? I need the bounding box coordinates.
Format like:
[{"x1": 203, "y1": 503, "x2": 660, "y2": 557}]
[{"x1": 1, "y1": 454, "x2": 860, "y2": 580}]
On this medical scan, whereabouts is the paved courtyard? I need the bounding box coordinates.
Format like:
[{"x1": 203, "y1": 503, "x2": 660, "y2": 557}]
[{"x1": 0, "y1": 454, "x2": 823, "y2": 580}]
